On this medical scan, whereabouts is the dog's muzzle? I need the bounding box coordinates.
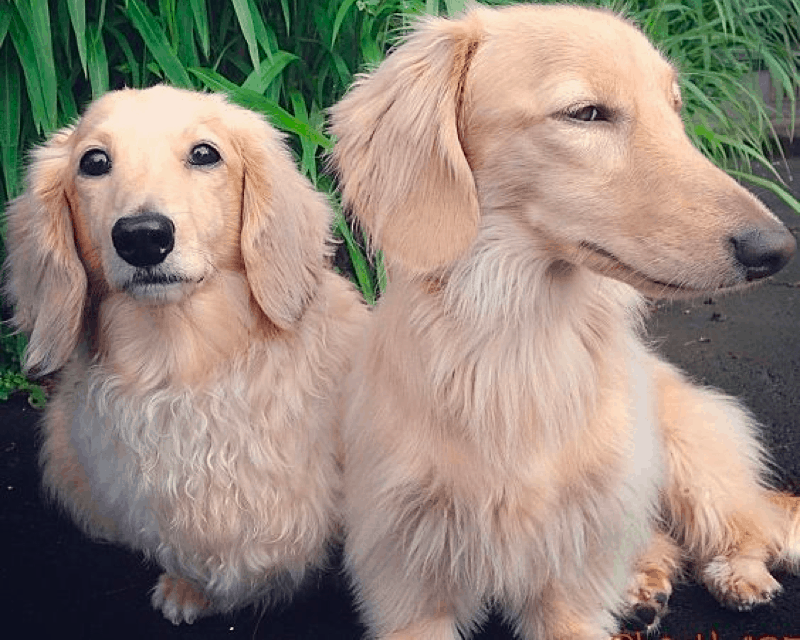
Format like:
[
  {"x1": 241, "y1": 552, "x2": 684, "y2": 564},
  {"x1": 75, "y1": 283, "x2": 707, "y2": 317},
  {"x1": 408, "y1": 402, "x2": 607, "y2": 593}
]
[{"x1": 112, "y1": 212, "x2": 175, "y2": 268}]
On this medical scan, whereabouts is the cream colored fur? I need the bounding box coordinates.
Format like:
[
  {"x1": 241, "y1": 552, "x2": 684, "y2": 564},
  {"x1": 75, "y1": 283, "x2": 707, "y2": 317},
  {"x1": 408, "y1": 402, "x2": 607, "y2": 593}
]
[
  {"x1": 4, "y1": 85, "x2": 368, "y2": 624},
  {"x1": 330, "y1": 4, "x2": 800, "y2": 638}
]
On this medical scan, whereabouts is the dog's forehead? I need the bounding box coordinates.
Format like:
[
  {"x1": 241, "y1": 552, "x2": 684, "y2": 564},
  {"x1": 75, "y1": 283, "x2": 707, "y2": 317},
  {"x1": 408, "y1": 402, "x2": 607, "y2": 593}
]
[
  {"x1": 480, "y1": 6, "x2": 675, "y2": 88},
  {"x1": 75, "y1": 86, "x2": 226, "y2": 146}
]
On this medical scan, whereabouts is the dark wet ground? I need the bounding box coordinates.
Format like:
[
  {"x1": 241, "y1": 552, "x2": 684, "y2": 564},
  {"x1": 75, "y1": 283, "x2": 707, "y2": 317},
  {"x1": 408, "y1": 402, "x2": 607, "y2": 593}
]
[{"x1": 2, "y1": 154, "x2": 799, "y2": 639}]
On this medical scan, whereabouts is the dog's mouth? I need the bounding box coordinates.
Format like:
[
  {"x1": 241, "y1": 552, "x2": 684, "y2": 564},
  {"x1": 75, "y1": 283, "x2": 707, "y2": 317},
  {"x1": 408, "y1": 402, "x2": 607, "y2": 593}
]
[
  {"x1": 122, "y1": 269, "x2": 204, "y2": 298},
  {"x1": 576, "y1": 241, "x2": 744, "y2": 298}
]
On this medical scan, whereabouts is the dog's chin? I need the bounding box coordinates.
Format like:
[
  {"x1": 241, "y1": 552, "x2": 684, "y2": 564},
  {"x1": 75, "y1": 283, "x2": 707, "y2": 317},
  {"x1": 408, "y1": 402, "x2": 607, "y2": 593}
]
[
  {"x1": 121, "y1": 271, "x2": 204, "y2": 304},
  {"x1": 575, "y1": 242, "x2": 751, "y2": 300}
]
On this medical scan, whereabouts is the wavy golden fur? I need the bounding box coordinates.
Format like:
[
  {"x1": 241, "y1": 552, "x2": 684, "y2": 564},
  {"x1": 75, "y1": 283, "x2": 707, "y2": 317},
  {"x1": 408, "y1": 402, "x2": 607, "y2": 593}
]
[
  {"x1": 330, "y1": 4, "x2": 800, "y2": 638},
  {"x1": 4, "y1": 85, "x2": 368, "y2": 624}
]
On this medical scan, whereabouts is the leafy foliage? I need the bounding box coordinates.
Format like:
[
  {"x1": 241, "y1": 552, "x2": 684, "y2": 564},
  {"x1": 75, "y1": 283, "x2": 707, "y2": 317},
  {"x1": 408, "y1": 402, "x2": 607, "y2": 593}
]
[
  {"x1": 0, "y1": 320, "x2": 45, "y2": 407},
  {"x1": 0, "y1": 0, "x2": 798, "y2": 400}
]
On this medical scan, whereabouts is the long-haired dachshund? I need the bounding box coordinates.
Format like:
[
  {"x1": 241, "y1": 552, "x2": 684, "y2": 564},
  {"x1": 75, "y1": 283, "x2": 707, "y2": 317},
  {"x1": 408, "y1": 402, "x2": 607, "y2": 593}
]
[
  {"x1": 330, "y1": 5, "x2": 800, "y2": 638},
  {"x1": 4, "y1": 85, "x2": 367, "y2": 624}
]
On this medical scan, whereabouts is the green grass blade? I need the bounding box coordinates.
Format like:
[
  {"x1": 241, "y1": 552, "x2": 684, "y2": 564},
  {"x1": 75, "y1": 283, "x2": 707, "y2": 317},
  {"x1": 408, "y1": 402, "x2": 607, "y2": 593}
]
[
  {"x1": 331, "y1": 0, "x2": 357, "y2": 48},
  {"x1": 57, "y1": 80, "x2": 78, "y2": 124},
  {"x1": 0, "y1": 4, "x2": 11, "y2": 49},
  {"x1": 682, "y1": 75, "x2": 730, "y2": 125},
  {"x1": 443, "y1": 0, "x2": 468, "y2": 16},
  {"x1": 760, "y1": 48, "x2": 797, "y2": 130},
  {"x1": 87, "y1": 23, "x2": 109, "y2": 99},
  {"x1": 333, "y1": 210, "x2": 377, "y2": 304},
  {"x1": 106, "y1": 24, "x2": 141, "y2": 87},
  {"x1": 328, "y1": 49, "x2": 353, "y2": 91},
  {"x1": 289, "y1": 89, "x2": 318, "y2": 183},
  {"x1": 157, "y1": 0, "x2": 177, "y2": 45},
  {"x1": 708, "y1": 0, "x2": 730, "y2": 36},
  {"x1": 728, "y1": 169, "x2": 800, "y2": 214},
  {"x1": 176, "y1": 0, "x2": 200, "y2": 68},
  {"x1": 66, "y1": 0, "x2": 88, "y2": 76},
  {"x1": 15, "y1": 0, "x2": 57, "y2": 132},
  {"x1": 357, "y1": 15, "x2": 384, "y2": 66},
  {"x1": 694, "y1": 124, "x2": 776, "y2": 175},
  {"x1": 246, "y1": 0, "x2": 275, "y2": 61},
  {"x1": 231, "y1": 0, "x2": 260, "y2": 70},
  {"x1": 189, "y1": 67, "x2": 333, "y2": 149},
  {"x1": 125, "y1": 0, "x2": 192, "y2": 88},
  {"x1": 96, "y1": 0, "x2": 107, "y2": 32},
  {"x1": 241, "y1": 51, "x2": 298, "y2": 94},
  {"x1": 7, "y1": 8, "x2": 47, "y2": 134},
  {"x1": 188, "y1": 0, "x2": 210, "y2": 58},
  {"x1": 375, "y1": 251, "x2": 387, "y2": 295},
  {"x1": 279, "y1": 0, "x2": 291, "y2": 33},
  {"x1": 0, "y1": 42, "x2": 21, "y2": 199}
]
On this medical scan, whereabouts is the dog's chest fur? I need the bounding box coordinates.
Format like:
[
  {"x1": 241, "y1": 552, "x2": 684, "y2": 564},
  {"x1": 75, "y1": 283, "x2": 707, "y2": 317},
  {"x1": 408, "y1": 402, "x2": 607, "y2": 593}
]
[
  {"x1": 345, "y1": 266, "x2": 665, "y2": 611},
  {"x1": 69, "y1": 341, "x2": 338, "y2": 558},
  {"x1": 394, "y1": 339, "x2": 660, "y2": 602},
  {"x1": 51, "y1": 273, "x2": 365, "y2": 594}
]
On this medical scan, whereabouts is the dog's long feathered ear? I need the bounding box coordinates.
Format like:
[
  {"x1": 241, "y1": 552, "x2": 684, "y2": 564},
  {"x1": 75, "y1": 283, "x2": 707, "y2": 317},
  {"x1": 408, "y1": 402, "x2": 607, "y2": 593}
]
[
  {"x1": 4, "y1": 127, "x2": 87, "y2": 376},
  {"x1": 233, "y1": 109, "x2": 329, "y2": 328},
  {"x1": 329, "y1": 12, "x2": 484, "y2": 273}
]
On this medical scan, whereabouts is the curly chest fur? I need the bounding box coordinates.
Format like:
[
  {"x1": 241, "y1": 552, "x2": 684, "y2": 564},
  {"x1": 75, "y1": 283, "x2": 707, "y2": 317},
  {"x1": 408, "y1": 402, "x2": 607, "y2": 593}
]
[{"x1": 51, "y1": 334, "x2": 341, "y2": 569}]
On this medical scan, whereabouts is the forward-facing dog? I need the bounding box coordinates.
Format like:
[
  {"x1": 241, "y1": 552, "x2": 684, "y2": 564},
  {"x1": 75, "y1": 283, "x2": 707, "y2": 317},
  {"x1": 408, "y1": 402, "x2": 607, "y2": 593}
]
[
  {"x1": 331, "y1": 4, "x2": 800, "y2": 638},
  {"x1": 4, "y1": 85, "x2": 367, "y2": 624}
]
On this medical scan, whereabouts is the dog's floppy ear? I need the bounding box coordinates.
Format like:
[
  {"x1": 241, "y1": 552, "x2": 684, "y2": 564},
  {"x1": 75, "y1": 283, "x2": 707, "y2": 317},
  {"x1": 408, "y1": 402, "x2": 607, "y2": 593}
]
[
  {"x1": 4, "y1": 127, "x2": 87, "y2": 376},
  {"x1": 330, "y1": 13, "x2": 483, "y2": 273},
  {"x1": 232, "y1": 109, "x2": 328, "y2": 328}
]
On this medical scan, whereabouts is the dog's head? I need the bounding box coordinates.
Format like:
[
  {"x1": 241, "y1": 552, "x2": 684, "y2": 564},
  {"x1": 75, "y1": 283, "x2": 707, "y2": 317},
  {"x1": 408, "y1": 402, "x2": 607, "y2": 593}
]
[
  {"x1": 4, "y1": 85, "x2": 329, "y2": 375},
  {"x1": 331, "y1": 5, "x2": 795, "y2": 295}
]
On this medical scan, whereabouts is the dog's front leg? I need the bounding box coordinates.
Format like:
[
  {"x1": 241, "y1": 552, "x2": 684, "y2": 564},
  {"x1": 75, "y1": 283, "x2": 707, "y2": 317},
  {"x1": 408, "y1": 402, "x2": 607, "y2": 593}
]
[
  {"x1": 620, "y1": 530, "x2": 681, "y2": 631},
  {"x1": 509, "y1": 581, "x2": 619, "y2": 640},
  {"x1": 652, "y1": 355, "x2": 800, "y2": 610}
]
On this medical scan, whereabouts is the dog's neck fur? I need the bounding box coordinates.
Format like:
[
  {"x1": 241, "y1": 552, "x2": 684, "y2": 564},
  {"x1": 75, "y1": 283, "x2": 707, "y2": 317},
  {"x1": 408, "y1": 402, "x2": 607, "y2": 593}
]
[
  {"x1": 90, "y1": 272, "x2": 272, "y2": 390},
  {"x1": 390, "y1": 214, "x2": 645, "y2": 463}
]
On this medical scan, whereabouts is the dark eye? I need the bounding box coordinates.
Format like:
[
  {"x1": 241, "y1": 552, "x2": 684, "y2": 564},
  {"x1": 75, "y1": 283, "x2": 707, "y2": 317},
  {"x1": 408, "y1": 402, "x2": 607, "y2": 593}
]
[
  {"x1": 188, "y1": 143, "x2": 221, "y2": 167},
  {"x1": 79, "y1": 149, "x2": 112, "y2": 176},
  {"x1": 567, "y1": 105, "x2": 609, "y2": 123}
]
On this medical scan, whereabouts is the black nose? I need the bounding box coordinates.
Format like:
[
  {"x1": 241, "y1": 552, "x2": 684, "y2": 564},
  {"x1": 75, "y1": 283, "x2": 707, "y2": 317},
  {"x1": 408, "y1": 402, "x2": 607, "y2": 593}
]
[
  {"x1": 112, "y1": 213, "x2": 175, "y2": 268},
  {"x1": 731, "y1": 226, "x2": 796, "y2": 281}
]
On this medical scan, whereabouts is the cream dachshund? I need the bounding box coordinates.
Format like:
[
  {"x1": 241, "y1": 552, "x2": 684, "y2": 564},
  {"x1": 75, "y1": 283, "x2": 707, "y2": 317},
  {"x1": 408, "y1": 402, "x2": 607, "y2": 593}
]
[
  {"x1": 4, "y1": 85, "x2": 367, "y2": 624},
  {"x1": 330, "y1": 4, "x2": 800, "y2": 638}
]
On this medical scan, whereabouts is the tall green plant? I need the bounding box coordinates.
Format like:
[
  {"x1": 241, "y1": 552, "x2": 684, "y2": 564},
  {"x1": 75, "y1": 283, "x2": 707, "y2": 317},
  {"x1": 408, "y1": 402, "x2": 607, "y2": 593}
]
[{"x1": 0, "y1": 0, "x2": 798, "y2": 401}]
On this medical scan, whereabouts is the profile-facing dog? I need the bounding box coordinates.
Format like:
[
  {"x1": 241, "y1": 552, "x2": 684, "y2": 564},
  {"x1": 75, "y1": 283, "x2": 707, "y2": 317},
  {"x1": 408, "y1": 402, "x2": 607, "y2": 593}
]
[
  {"x1": 4, "y1": 85, "x2": 367, "y2": 624},
  {"x1": 330, "y1": 4, "x2": 800, "y2": 638}
]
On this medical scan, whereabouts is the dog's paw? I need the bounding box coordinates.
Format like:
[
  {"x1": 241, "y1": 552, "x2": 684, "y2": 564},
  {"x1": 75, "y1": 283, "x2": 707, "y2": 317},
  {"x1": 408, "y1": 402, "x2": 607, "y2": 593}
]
[
  {"x1": 700, "y1": 555, "x2": 782, "y2": 611},
  {"x1": 151, "y1": 573, "x2": 211, "y2": 625},
  {"x1": 768, "y1": 492, "x2": 800, "y2": 571},
  {"x1": 619, "y1": 566, "x2": 672, "y2": 633}
]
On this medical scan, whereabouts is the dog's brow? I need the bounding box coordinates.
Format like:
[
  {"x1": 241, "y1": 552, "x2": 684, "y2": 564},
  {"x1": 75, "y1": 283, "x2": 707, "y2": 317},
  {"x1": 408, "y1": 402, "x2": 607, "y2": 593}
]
[{"x1": 75, "y1": 132, "x2": 113, "y2": 155}]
